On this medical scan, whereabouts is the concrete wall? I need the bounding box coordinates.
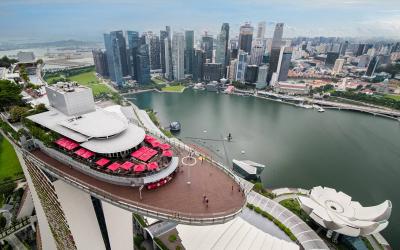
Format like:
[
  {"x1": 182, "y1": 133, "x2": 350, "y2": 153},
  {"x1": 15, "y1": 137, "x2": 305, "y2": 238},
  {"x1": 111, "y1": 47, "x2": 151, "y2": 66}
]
[
  {"x1": 101, "y1": 200, "x2": 133, "y2": 250},
  {"x1": 14, "y1": 149, "x2": 58, "y2": 250},
  {"x1": 53, "y1": 180, "x2": 106, "y2": 250},
  {"x1": 16, "y1": 188, "x2": 34, "y2": 219}
]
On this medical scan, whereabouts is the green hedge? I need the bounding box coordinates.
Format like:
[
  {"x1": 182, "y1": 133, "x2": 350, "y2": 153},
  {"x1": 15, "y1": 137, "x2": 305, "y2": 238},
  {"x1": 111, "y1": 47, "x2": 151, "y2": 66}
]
[{"x1": 247, "y1": 203, "x2": 297, "y2": 242}]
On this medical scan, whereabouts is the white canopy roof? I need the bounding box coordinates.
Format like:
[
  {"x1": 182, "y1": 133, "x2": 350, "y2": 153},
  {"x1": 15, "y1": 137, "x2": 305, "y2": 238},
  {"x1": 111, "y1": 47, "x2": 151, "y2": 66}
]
[{"x1": 298, "y1": 186, "x2": 392, "y2": 237}]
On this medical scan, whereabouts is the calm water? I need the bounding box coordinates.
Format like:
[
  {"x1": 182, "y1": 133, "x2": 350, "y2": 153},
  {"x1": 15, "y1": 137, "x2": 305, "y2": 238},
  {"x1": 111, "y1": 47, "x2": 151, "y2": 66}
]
[{"x1": 128, "y1": 89, "x2": 400, "y2": 247}]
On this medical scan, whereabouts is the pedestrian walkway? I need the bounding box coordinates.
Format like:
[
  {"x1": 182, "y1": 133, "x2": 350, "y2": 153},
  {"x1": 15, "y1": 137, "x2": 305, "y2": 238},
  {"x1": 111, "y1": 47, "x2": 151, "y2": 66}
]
[{"x1": 247, "y1": 191, "x2": 329, "y2": 250}]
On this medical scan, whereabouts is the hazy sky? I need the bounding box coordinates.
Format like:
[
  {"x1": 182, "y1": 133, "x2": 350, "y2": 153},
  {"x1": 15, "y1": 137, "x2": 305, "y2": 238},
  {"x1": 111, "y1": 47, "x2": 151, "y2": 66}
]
[{"x1": 1, "y1": 0, "x2": 400, "y2": 42}]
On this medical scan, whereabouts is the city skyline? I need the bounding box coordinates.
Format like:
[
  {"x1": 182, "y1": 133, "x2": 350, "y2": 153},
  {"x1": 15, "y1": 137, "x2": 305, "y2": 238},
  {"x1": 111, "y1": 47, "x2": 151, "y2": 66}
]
[{"x1": 1, "y1": 0, "x2": 400, "y2": 42}]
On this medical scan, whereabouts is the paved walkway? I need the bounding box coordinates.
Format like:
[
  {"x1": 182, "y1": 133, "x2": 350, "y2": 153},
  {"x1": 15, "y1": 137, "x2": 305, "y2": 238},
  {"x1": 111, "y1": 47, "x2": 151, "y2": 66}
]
[{"x1": 247, "y1": 191, "x2": 329, "y2": 250}]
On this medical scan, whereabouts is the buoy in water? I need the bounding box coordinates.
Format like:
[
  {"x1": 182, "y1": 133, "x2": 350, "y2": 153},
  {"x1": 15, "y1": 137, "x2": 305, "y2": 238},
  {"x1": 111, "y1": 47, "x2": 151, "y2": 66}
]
[{"x1": 241, "y1": 150, "x2": 245, "y2": 154}]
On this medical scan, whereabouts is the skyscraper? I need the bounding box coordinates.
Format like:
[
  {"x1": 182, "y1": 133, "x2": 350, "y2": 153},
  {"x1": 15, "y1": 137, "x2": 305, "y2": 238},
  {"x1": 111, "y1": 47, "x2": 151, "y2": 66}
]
[
  {"x1": 267, "y1": 23, "x2": 284, "y2": 84},
  {"x1": 276, "y1": 47, "x2": 292, "y2": 82},
  {"x1": 238, "y1": 23, "x2": 253, "y2": 54},
  {"x1": 172, "y1": 32, "x2": 185, "y2": 80},
  {"x1": 245, "y1": 65, "x2": 258, "y2": 83},
  {"x1": 215, "y1": 23, "x2": 230, "y2": 77},
  {"x1": 160, "y1": 30, "x2": 168, "y2": 74},
  {"x1": 184, "y1": 30, "x2": 195, "y2": 75},
  {"x1": 92, "y1": 49, "x2": 108, "y2": 77},
  {"x1": 366, "y1": 56, "x2": 379, "y2": 76},
  {"x1": 193, "y1": 49, "x2": 205, "y2": 82},
  {"x1": 113, "y1": 31, "x2": 129, "y2": 77},
  {"x1": 256, "y1": 65, "x2": 268, "y2": 89},
  {"x1": 256, "y1": 21, "x2": 266, "y2": 39},
  {"x1": 136, "y1": 44, "x2": 151, "y2": 84},
  {"x1": 235, "y1": 50, "x2": 248, "y2": 82},
  {"x1": 340, "y1": 41, "x2": 349, "y2": 56},
  {"x1": 325, "y1": 52, "x2": 339, "y2": 67},
  {"x1": 144, "y1": 32, "x2": 161, "y2": 70},
  {"x1": 126, "y1": 31, "x2": 140, "y2": 79},
  {"x1": 249, "y1": 42, "x2": 265, "y2": 66},
  {"x1": 332, "y1": 58, "x2": 345, "y2": 75},
  {"x1": 203, "y1": 63, "x2": 223, "y2": 82},
  {"x1": 228, "y1": 59, "x2": 238, "y2": 81},
  {"x1": 202, "y1": 33, "x2": 214, "y2": 62},
  {"x1": 165, "y1": 26, "x2": 173, "y2": 80},
  {"x1": 103, "y1": 32, "x2": 124, "y2": 86}
]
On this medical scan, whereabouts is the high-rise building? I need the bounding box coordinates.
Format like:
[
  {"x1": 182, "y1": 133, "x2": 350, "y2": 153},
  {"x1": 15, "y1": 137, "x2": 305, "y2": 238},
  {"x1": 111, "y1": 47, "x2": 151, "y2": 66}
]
[
  {"x1": 160, "y1": 30, "x2": 168, "y2": 74},
  {"x1": 238, "y1": 23, "x2": 253, "y2": 54},
  {"x1": 215, "y1": 23, "x2": 230, "y2": 77},
  {"x1": 144, "y1": 32, "x2": 161, "y2": 70},
  {"x1": 103, "y1": 32, "x2": 124, "y2": 86},
  {"x1": 136, "y1": 44, "x2": 151, "y2": 85},
  {"x1": 165, "y1": 26, "x2": 173, "y2": 80},
  {"x1": 126, "y1": 31, "x2": 140, "y2": 79},
  {"x1": 256, "y1": 65, "x2": 268, "y2": 89},
  {"x1": 276, "y1": 47, "x2": 292, "y2": 82},
  {"x1": 325, "y1": 52, "x2": 339, "y2": 67},
  {"x1": 267, "y1": 23, "x2": 284, "y2": 83},
  {"x1": 332, "y1": 58, "x2": 345, "y2": 75},
  {"x1": 201, "y1": 33, "x2": 214, "y2": 62},
  {"x1": 113, "y1": 31, "x2": 129, "y2": 76},
  {"x1": 203, "y1": 63, "x2": 223, "y2": 82},
  {"x1": 92, "y1": 49, "x2": 108, "y2": 77},
  {"x1": 340, "y1": 41, "x2": 349, "y2": 56},
  {"x1": 235, "y1": 50, "x2": 248, "y2": 82},
  {"x1": 193, "y1": 49, "x2": 205, "y2": 82},
  {"x1": 356, "y1": 44, "x2": 366, "y2": 56},
  {"x1": 366, "y1": 56, "x2": 380, "y2": 76},
  {"x1": 256, "y1": 21, "x2": 266, "y2": 39},
  {"x1": 271, "y1": 23, "x2": 284, "y2": 50},
  {"x1": 249, "y1": 42, "x2": 265, "y2": 66},
  {"x1": 172, "y1": 32, "x2": 185, "y2": 80},
  {"x1": 245, "y1": 65, "x2": 258, "y2": 83},
  {"x1": 184, "y1": 30, "x2": 195, "y2": 75},
  {"x1": 228, "y1": 59, "x2": 238, "y2": 81}
]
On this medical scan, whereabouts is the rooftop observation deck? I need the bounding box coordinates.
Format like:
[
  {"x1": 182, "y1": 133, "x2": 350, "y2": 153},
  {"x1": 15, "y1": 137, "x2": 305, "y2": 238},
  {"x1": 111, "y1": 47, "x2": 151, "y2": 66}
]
[{"x1": 27, "y1": 147, "x2": 246, "y2": 225}]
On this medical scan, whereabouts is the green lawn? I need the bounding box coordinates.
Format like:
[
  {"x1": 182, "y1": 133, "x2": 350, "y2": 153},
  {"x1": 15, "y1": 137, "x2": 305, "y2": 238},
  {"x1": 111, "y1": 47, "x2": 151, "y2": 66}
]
[
  {"x1": 68, "y1": 71, "x2": 114, "y2": 97},
  {"x1": 161, "y1": 85, "x2": 185, "y2": 92},
  {"x1": 151, "y1": 77, "x2": 168, "y2": 85},
  {"x1": 0, "y1": 136, "x2": 23, "y2": 181},
  {"x1": 384, "y1": 94, "x2": 400, "y2": 101}
]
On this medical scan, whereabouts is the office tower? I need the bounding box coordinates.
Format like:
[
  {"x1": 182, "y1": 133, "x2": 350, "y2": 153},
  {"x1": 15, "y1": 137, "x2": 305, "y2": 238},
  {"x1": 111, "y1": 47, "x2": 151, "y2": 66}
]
[
  {"x1": 193, "y1": 49, "x2": 205, "y2": 82},
  {"x1": 160, "y1": 30, "x2": 168, "y2": 73},
  {"x1": 363, "y1": 44, "x2": 373, "y2": 55},
  {"x1": 271, "y1": 23, "x2": 284, "y2": 49},
  {"x1": 144, "y1": 32, "x2": 161, "y2": 70},
  {"x1": 391, "y1": 42, "x2": 400, "y2": 53},
  {"x1": 112, "y1": 31, "x2": 129, "y2": 76},
  {"x1": 249, "y1": 42, "x2": 265, "y2": 65},
  {"x1": 103, "y1": 33, "x2": 124, "y2": 86},
  {"x1": 276, "y1": 47, "x2": 292, "y2": 82},
  {"x1": 358, "y1": 55, "x2": 370, "y2": 68},
  {"x1": 215, "y1": 23, "x2": 230, "y2": 76},
  {"x1": 228, "y1": 59, "x2": 238, "y2": 81},
  {"x1": 172, "y1": 32, "x2": 185, "y2": 80},
  {"x1": 332, "y1": 58, "x2": 345, "y2": 75},
  {"x1": 366, "y1": 56, "x2": 380, "y2": 76},
  {"x1": 231, "y1": 49, "x2": 239, "y2": 60},
  {"x1": 201, "y1": 33, "x2": 214, "y2": 62},
  {"x1": 356, "y1": 44, "x2": 366, "y2": 56},
  {"x1": 126, "y1": 31, "x2": 140, "y2": 79},
  {"x1": 325, "y1": 52, "x2": 339, "y2": 67},
  {"x1": 203, "y1": 63, "x2": 223, "y2": 82},
  {"x1": 267, "y1": 23, "x2": 284, "y2": 83},
  {"x1": 92, "y1": 49, "x2": 108, "y2": 77},
  {"x1": 245, "y1": 65, "x2": 258, "y2": 83},
  {"x1": 165, "y1": 26, "x2": 173, "y2": 80},
  {"x1": 256, "y1": 65, "x2": 268, "y2": 89},
  {"x1": 184, "y1": 30, "x2": 195, "y2": 75},
  {"x1": 235, "y1": 50, "x2": 248, "y2": 82},
  {"x1": 257, "y1": 21, "x2": 266, "y2": 39},
  {"x1": 136, "y1": 44, "x2": 151, "y2": 84},
  {"x1": 238, "y1": 23, "x2": 254, "y2": 54},
  {"x1": 340, "y1": 41, "x2": 349, "y2": 56}
]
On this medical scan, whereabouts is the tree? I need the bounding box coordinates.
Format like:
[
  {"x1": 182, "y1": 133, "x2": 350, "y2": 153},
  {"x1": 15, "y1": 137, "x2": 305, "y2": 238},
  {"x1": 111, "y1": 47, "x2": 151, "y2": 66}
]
[
  {"x1": 0, "y1": 80, "x2": 22, "y2": 109},
  {"x1": 9, "y1": 106, "x2": 30, "y2": 122},
  {"x1": 0, "y1": 56, "x2": 18, "y2": 68},
  {"x1": 19, "y1": 64, "x2": 29, "y2": 83},
  {"x1": 0, "y1": 214, "x2": 6, "y2": 229},
  {"x1": 36, "y1": 59, "x2": 44, "y2": 65}
]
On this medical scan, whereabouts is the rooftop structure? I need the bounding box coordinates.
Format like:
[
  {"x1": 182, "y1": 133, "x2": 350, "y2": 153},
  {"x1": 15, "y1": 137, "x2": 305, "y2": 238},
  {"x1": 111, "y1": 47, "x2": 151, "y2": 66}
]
[{"x1": 298, "y1": 186, "x2": 392, "y2": 237}]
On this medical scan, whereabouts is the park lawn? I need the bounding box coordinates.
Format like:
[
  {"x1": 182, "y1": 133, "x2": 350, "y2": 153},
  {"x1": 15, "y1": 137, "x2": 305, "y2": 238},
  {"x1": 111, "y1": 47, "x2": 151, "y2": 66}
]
[
  {"x1": 384, "y1": 94, "x2": 400, "y2": 101},
  {"x1": 151, "y1": 78, "x2": 168, "y2": 84},
  {"x1": 0, "y1": 136, "x2": 23, "y2": 181},
  {"x1": 68, "y1": 71, "x2": 114, "y2": 97},
  {"x1": 161, "y1": 85, "x2": 185, "y2": 92}
]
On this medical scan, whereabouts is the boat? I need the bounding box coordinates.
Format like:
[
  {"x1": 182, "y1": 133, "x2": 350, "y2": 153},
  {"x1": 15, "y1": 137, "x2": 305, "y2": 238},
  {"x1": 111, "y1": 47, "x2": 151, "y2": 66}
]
[
  {"x1": 193, "y1": 83, "x2": 205, "y2": 90},
  {"x1": 232, "y1": 159, "x2": 266, "y2": 181},
  {"x1": 169, "y1": 121, "x2": 181, "y2": 131},
  {"x1": 318, "y1": 107, "x2": 325, "y2": 112}
]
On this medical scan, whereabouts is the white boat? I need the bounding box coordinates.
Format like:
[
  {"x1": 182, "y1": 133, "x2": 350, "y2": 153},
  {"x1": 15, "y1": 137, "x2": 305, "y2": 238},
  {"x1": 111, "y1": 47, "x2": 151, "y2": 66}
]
[{"x1": 318, "y1": 107, "x2": 325, "y2": 112}]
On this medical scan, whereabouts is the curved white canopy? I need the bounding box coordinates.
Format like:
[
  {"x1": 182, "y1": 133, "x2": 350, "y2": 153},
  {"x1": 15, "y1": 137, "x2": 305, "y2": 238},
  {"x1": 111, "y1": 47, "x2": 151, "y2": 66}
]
[{"x1": 298, "y1": 186, "x2": 392, "y2": 237}]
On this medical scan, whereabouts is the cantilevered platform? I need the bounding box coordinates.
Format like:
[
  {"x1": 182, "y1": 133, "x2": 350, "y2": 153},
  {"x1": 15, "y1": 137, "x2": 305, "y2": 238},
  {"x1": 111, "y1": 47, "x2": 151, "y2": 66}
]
[{"x1": 27, "y1": 149, "x2": 246, "y2": 225}]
